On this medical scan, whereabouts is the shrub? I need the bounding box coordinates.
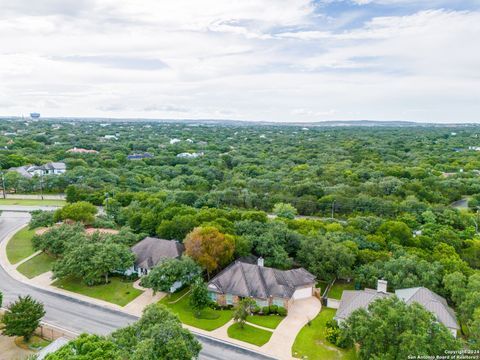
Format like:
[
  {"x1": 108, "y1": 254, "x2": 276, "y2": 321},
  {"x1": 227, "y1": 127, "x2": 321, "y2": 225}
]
[
  {"x1": 29, "y1": 210, "x2": 56, "y2": 229},
  {"x1": 277, "y1": 307, "x2": 287, "y2": 316},
  {"x1": 262, "y1": 306, "x2": 270, "y2": 315},
  {"x1": 269, "y1": 305, "x2": 278, "y2": 314},
  {"x1": 251, "y1": 305, "x2": 261, "y2": 314}
]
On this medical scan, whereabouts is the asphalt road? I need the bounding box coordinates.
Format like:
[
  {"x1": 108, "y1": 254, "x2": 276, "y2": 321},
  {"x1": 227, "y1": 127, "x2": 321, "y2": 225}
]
[{"x1": 0, "y1": 211, "x2": 275, "y2": 360}]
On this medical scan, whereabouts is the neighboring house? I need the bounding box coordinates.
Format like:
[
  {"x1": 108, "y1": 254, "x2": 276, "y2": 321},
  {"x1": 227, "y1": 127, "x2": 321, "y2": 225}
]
[
  {"x1": 104, "y1": 135, "x2": 118, "y2": 140},
  {"x1": 335, "y1": 280, "x2": 460, "y2": 337},
  {"x1": 127, "y1": 152, "x2": 154, "y2": 160},
  {"x1": 10, "y1": 162, "x2": 66, "y2": 178},
  {"x1": 67, "y1": 147, "x2": 99, "y2": 154},
  {"x1": 170, "y1": 138, "x2": 181, "y2": 144},
  {"x1": 207, "y1": 258, "x2": 316, "y2": 309},
  {"x1": 176, "y1": 152, "x2": 204, "y2": 158},
  {"x1": 126, "y1": 237, "x2": 184, "y2": 276}
]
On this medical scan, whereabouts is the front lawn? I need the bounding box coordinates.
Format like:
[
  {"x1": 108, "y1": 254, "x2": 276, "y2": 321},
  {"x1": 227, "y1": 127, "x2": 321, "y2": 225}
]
[
  {"x1": 328, "y1": 281, "x2": 355, "y2": 300},
  {"x1": 6, "y1": 227, "x2": 36, "y2": 264},
  {"x1": 16, "y1": 253, "x2": 56, "y2": 279},
  {"x1": 0, "y1": 199, "x2": 65, "y2": 206},
  {"x1": 292, "y1": 308, "x2": 357, "y2": 360},
  {"x1": 52, "y1": 277, "x2": 143, "y2": 306},
  {"x1": 247, "y1": 314, "x2": 284, "y2": 329},
  {"x1": 159, "y1": 288, "x2": 233, "y2": 331},
  {"x1": 227, "y1": 323, "x2": 273, "y2": 346}
]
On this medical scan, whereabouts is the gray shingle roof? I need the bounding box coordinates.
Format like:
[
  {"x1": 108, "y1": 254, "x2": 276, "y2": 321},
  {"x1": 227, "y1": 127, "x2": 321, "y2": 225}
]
[
  {"x1": 335, "y1": 286, "x2": 459, "y2": 331},
  {"x1": 335, "y1": 288, "x2": 391, "y2": 321},
  {"x1": 208, "y1": 260, "x2": 316, "y2": 300},
  {"x1": 396, "y1": 287, "x2": 459, "y2": 330},
  {"x1": 131, "y1": 237, "x2": 184, "y2": 269}
]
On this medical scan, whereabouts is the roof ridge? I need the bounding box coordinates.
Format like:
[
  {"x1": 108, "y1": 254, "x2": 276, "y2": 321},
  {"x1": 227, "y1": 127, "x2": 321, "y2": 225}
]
[
  {"x1": 257, "y1": 265, "x2": 269, "y2": 298},
  {"x1": 239, "y1": 262, "x2": 254, "y2": 296}
]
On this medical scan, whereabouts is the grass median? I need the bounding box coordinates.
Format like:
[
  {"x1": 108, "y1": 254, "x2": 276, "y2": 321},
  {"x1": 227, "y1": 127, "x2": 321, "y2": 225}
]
[{"x1": 6, "y1": 227, "x2": 36, "y2": 265}]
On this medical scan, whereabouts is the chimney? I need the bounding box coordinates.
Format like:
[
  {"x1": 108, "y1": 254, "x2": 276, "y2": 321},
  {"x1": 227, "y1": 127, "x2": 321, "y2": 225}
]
[
  {"x1": 377, "y1": 279, "x2": 388, "y2": 293},
  {"x1": 257, "y1": 257, "x2": 264, "y2": 267}
]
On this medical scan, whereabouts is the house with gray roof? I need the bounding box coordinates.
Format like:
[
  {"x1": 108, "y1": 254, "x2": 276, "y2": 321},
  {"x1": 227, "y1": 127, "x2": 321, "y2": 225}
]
[
  {"x1": 207, "y1": 258, "x2": 316, "y2": 309},
  {"x1": 126, "y1": 237, "x2": 184, "y2": 277},
  {"x1": 9, "y1": 162, "x2": 66, "y2": 178},
  {"x1": 335, "y1": 280, "x2": 460, "y2": 337}
]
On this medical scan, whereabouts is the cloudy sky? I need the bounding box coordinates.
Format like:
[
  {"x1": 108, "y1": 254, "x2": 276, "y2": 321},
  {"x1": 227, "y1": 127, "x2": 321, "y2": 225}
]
[{"x1": 1, "y1": 0, "x2": 479, "y2": 123}]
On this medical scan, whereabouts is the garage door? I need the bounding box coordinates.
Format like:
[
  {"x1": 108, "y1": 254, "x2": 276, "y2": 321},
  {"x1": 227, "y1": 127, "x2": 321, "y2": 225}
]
[{"x1": 292, "y1": 287, "x2": 312, "y2": 300}]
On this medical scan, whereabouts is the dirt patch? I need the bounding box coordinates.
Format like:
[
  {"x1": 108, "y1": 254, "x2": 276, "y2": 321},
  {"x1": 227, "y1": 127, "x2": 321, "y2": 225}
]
[
  {"x1": 0, "y1": 335, "x2": 33, "y2": 360},
  {"x1": 85, "y1": 228, "x2": 119, "y2": 235}
]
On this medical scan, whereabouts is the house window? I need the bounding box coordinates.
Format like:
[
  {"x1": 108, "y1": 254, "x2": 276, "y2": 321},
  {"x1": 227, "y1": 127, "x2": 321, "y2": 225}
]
[
  {"x1": 256, "y1": 299, "x2": 268, "y2": 307},
  {"x1": 208, "y1": 292, "x2": 217, "y2": 302},
  {"x1": 226, "y1": 294, "x2": 233, "y2": 305},
  {"x1": 273, "y1": 298, "x2": 284, "y2": 307}
]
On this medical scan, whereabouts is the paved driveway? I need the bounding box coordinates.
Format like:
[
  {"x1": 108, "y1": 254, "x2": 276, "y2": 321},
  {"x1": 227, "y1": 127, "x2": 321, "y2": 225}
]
[{"x1": 262, "y1": 297, "x2": 321, "y2": 360}]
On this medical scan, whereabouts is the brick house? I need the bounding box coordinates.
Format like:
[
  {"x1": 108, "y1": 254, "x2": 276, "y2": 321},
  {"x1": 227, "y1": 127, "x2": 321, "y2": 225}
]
[{"x1": 207, "y1": 258, "x2": 316, "y2": 310}]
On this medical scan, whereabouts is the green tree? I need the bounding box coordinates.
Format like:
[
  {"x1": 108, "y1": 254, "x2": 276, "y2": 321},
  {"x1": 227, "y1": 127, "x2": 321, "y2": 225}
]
[
  {"x1": 377, "y1": 221, "x2": 416, "y2": 247},
  {"x1": 297, "y1": 237, "x2": 356, "y2": 281},
  {"x1": 32, "y1": 223, "x2": 86, "y2": 257},
  {"x1": 189, "y1": 278, "x2": 211, "y2": 317},
  {"x1": 233, "y1": 298, "x2": 256, "y2": 329},
  {"x1": 54, "y1": 201, "x2": 97, "y2": 224},
  {"x1": 29, "y1": 210, "x2": 56, "y2": 229},
  {"x1": 342, "y1": 296, "x2": 461, "y2": 360},
  {"x1": 2, "y1": 295, "x2": 46, "y2": 341},
  {"x1": 44, "y1": 334, "x2": 120, "y2": 360},
  {"x1": 112, "y1": 303, "x2": 201, "y2": 360},
  {"x1": 272, "y1": 202, "x2": 297, "y2": 219},
  {"x1": 140, "y1": 256, "x2": 201, "y2": 293}
]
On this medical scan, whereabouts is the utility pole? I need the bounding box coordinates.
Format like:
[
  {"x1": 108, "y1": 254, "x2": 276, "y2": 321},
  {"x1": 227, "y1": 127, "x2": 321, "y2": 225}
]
[
  {"x1": 1, "y1": 172, "x2": 6, "y2": 199},
  {"x1": 331, "y1": 200, "x2": 336, "y2": 219},
  {"x1": 105, "y1": 192, "x2": 109, "y2": 215},
  {"x1": 39, "y1": 173, "x2": 44, "y2": 200}
]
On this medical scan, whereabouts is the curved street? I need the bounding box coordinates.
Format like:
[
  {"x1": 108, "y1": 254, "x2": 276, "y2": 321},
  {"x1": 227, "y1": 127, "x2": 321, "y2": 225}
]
[{"x1": 0, "y1": 210, "x2": 275, "y2": 360}]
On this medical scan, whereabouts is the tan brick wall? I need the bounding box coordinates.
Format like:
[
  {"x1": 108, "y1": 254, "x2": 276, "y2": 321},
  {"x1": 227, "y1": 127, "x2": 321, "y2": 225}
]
[{"x1": 217, "y1": 294, "x2": 226, "y2": 306}]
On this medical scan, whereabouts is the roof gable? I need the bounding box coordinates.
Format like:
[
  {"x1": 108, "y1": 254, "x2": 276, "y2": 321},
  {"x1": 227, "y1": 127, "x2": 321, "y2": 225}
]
[{"x1": 131, "y1": 237, "x2": 184, "y2": 269}]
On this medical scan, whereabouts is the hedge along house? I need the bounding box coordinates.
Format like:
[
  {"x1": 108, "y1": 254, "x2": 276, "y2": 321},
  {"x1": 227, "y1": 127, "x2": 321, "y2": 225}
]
[{"x1": 207, "y1": 258, "x2": 316, "y2": 310}]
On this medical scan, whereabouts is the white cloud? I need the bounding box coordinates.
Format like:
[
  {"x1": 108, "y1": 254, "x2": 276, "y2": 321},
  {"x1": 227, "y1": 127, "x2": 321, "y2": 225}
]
[{"x1": 0, "y1": 1, "x2": 479, "y2": 122}]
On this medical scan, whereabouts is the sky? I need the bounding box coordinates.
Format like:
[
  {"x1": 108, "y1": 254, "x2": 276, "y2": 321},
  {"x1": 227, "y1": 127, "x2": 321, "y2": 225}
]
[{"x1": 0, "y1": 0, "x2": 479, "y2": 123}]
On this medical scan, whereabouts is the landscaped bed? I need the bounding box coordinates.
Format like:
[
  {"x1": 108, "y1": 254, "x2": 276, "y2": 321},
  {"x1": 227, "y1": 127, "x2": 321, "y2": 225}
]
[
  {"x1": 0, "y1": 199, "x2": 65, "y2": 206},
  {"x1": 16, "y1": 253, "x2": 56, "y2": 279},
  {"x1": 159, "y1": 288, "x2": 233, "y2": 331},
  {"x1": 292, "y1": 308, "x2": 357, "y2": 360},
  {"x1": 227, "y1": 323, "x2": 273, "y2": 346},
  {"x1": 247, "y1": 314, "x2": 284, "y2": 329},
  {"x1": 6, "y1": 227, "x2": 36, "y2": 264},
  {"x1": 52, "y1": 277, "x2": 143, "y2": 307}
]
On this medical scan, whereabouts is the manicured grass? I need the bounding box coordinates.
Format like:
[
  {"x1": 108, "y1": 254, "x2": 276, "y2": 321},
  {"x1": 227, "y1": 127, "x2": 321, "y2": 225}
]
[
  {"x1": 227, "y1": 323, "x2": 273, "y2": 346},
  {"x1": 0, "y1": 199, "x2": 65, "y2": 206},
  {"x1": 16, "y1": 253, "x2": 56, "y2": 279},
  {"x1": 52, "y1": 277, "x2": 143, "y2": 307},
  {"x1": 292, "y1": 308, "x2": 357, "y2": 360},
  {"x1": 328, "y1": 281, "x2": 355, "y2": 300},
  {"x1": 247, "y1": 314, "x2": 285, "y2": 329},
  {"x1": 159, "y1": 288, "x2": 233, "y2": 331},
  {"x1": 6, "y1": 227, "x2": 36, "y2": 264}
]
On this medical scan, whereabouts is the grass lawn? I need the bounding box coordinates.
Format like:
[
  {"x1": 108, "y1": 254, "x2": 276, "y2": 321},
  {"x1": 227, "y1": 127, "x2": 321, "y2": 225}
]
[
  {"x1": 52, "y1": 277, "x2": 143, "y2": 307},
  {"x1": 292, "y1": 308, "x2": 357, "y2": 360},
  {"x1": 16, "y1": 253, "x2": 56, "y2": 279},
  {"x1": 0, "y1": 199, "x2": 65, "y2": 206},
  {"x1": 159, "y1": 288, "x2": 233, "y2": 331},
  {"x1": 328, "y1": 281, "x2": 355, "y2": 300},
  {"x1": 227, "y1": 323, "x2": 273, "y2": 346},
  {"x1": 6, "y1": 227, "x2": 36, "y2": 264},
  {"x1": 15, "y1": 335, "x2": 51, "y2": 351},
  {"x1": 247, "y1": 314, "x2": 285, "y2": 329}
]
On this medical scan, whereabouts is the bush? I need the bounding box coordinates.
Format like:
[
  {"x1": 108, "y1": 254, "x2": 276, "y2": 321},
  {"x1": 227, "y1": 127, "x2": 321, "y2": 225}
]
[
  {"x1": 251, "y1": 305, "x2": 261, "y2": 314},
  {"x1": 325, "y1": 326, "x2": 341, "y2": 344},
  {"x1": 277, "y1": 307, "x2": 287, "y2": 316},
  {"x1": 262, "y1": 306, "x2": 270, "y2": 315},
  {"x1": 269, "y1": 305, "x2": 278, "y2": 314},
  {"x1": 29, "y1": 210, "x2": 55, "y2": 229}
]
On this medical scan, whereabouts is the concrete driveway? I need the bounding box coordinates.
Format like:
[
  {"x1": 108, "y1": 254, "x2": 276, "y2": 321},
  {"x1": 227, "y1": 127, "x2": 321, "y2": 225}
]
[{"x1": 262, "y1": 297, "x2": 321, "y2": 360}]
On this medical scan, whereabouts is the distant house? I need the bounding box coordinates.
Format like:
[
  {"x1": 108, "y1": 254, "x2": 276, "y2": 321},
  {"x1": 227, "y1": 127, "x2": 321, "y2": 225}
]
[
  {"x1": 104, "y1": 135, "x2": 118, "y2": 140},
  {"x1": 126, "y1": 237, "x2": 184, "y2": 277},
  {"x1": 207, "y1": 258, "x2": 316, "y2": 309},
  {"x1": 335, "y1": 280, "x2": 460, "y2": 337},
  {"x1": 67, "y1": 147, "x2": 98, "y2": 154},
  {"x1": 127, "y1": 152, "x2": 154, "y2": 160},
  {"x1": 10, "y1": 162, "x2": 66, "y2": 178},
  {"x1": 176, "y1": 152, "x2": 204, "y2": 159},
  {"x1": 170, "y1": 138, "x2": 181, "y2": 144}
]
